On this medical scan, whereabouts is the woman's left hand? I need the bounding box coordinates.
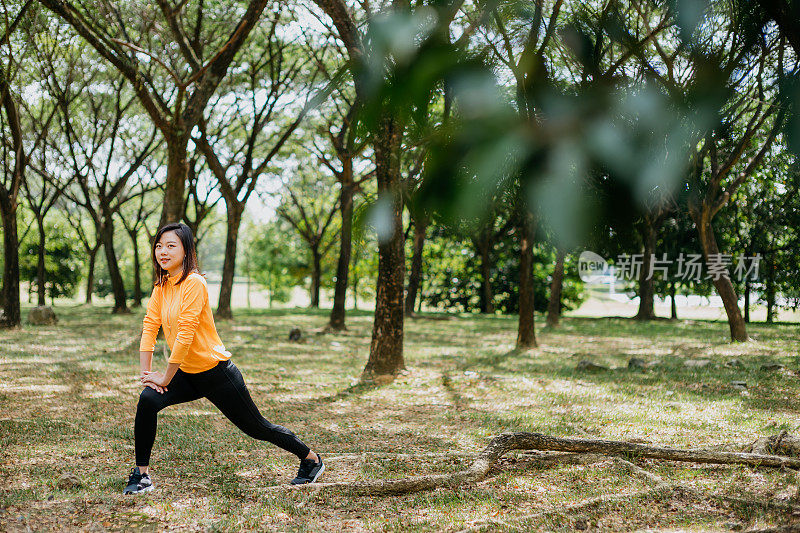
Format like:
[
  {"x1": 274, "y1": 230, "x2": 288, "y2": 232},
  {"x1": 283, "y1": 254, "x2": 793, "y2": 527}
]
[{"x1": 142, "y1": 371, "x2": 169, "y2": 388}]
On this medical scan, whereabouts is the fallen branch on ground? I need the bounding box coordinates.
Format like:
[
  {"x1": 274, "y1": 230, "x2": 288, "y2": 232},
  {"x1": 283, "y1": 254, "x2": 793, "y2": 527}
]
[
  {"x1": 260, "y1": 432, "x2": 800, "y2": 497},
  {"x1": 505, "y1": 433, "x2": 800, "y2": 469},
  {"x1": 324, "y1": 451, "x2": 479, "y2": 461}
]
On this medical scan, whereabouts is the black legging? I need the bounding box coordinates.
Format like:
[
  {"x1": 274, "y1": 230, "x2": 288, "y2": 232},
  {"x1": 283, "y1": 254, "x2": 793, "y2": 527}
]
[{"x1": 135, "y1": 359, "x2": 311, "y2": 466}]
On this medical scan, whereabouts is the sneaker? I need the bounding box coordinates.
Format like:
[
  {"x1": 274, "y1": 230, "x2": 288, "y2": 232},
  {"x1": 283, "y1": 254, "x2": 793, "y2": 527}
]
[
  {"x1": 123, "y1": 467, "x2": 154, "y2": 495},
  {"x1": 290, "y1": 454, "x2": 325, "y2": 485}
]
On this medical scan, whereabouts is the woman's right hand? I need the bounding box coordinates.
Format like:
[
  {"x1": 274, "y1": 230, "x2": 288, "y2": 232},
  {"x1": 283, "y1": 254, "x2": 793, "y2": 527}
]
[{"x1": 146, "y1": 382, "x2": 166, "y2": 394}]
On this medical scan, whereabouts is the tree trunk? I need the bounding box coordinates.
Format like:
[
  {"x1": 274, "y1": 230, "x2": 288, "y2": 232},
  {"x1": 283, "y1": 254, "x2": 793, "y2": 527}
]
[
  {"x1": 352, "y1": 266, "x2": 359, "y2": 311},
  {"x1": 669, "y1": 280, "x2": 677, "y2": 320},
  {"x1": 0, "y1": 70, "x2": 24, "y2": 328},
  {"x1": 635, "y1": 218, "x2": 656, "y2": 320},
  {"x1": 36, "y1": 216, "x2": 47, "y2": 307},
  {"x1": 546, "y1": 248, "x2": 566, "y2": 328},
  {"x1": 478, "y1": 240, "x2": 494, "y2": 314},
  {"x1": 363, "y1": 117, "x2": 406, "y2": 380},
  {"x1": 85, "y1": 246, "x2": 98, "y2": 304},
  {"x1": 516, "y1": 216, "x2": 537, "y2": 349},
  {"x1": 696, "y1": 217, "x2": 747, "y2": 341},
  {"x1": 216, "y1": 204, "x2": 242, "y2": 319},
  {"x1": 266, "y1": 270, "x2": 272, "y2": 309},
  {"x1": 99, "y1": 217, "x2": 129, "y2": 314},
  {"x1": 310, "y1": 247, "x2": 322, "y2": 308},
  {"x1": 329, "y1": 182, "x2": 354, "y2": 329},
  {"x1": 160, "y1": 136, "x2": 189, "y2": 226},
  {"x1": 765, "y1": 255, "x2": 775, "y2": 323},
  {"x1": 246, "y1": 252, "x2": 251, "y2": 309},
  {"x1": 0, "y1": 198, "x2": 21, "y2": 327},
  {"x1": 405, "y1": 218, "x2": 427, "y2": 317},
  {"x1": 744, "y1": 279, "x2": 751, "y2": 323},
  {"x1": 130, "y1": 230, "x2": 142, "y2": 308}
]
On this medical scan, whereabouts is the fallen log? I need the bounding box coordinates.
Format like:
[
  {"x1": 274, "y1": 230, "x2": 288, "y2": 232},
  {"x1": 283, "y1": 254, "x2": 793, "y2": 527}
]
[
  {"x1": 263, "y1": 432, "x2": 800, "y2": 496},
  {"x1": 500, "y1": 433, "x2": 800, "y2": 469}
]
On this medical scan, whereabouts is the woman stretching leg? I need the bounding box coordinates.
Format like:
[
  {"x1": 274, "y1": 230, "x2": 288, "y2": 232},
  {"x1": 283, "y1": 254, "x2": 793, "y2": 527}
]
[{"x1": 124, "y1": 222, "x2": 324, "y2": 494}]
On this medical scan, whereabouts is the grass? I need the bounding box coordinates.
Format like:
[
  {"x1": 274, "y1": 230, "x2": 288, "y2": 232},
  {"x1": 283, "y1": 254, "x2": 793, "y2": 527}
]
[{"x1": 1, "y1": 303, "x2": 799, "y2": 531}]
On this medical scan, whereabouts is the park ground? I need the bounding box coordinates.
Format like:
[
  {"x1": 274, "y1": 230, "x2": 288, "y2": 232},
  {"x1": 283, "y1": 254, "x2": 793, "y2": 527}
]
[{"x1": 1, "y1": 305, "x2": 800, "y2": 531}]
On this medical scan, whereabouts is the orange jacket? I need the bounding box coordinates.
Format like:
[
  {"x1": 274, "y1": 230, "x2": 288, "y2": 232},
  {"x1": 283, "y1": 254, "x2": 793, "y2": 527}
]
[{"x1": 139, "y1": 272, "x2": 231, "y2": 373}]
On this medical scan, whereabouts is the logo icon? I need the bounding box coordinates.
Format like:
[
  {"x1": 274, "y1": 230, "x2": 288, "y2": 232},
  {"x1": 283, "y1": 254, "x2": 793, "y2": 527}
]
[{"x1": 579, "y1": 251, "x2": 610, "y2": 283}]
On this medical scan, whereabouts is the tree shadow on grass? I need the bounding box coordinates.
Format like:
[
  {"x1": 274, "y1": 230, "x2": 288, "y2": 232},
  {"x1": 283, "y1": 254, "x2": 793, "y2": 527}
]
[
  {"x1": 312, "y1": 380, "x2": 381, "y2": 404},
  {"x1": 536, "y1": 355, "x2": 800, "y2": 416},
  {"x1": 440, "y1": 372, "x2": 470, "y2": 410},
  {"x1": 452, "y1": 348, "x2": 522, "y2": 372},
  {"x1": 433, "y1": 326, "x2": 800, "y2": 420}
]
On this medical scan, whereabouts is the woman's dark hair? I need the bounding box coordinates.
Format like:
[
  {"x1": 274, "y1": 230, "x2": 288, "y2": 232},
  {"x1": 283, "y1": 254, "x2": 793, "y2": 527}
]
[{"x1": 152, "y1": 222, "x2": 200, "y2": 286}]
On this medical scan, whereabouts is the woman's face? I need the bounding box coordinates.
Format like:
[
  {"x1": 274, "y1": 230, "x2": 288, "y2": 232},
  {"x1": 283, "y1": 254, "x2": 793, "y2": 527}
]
[{"x1": 155, "y1": 230, "x2": 186, "y2": 274}]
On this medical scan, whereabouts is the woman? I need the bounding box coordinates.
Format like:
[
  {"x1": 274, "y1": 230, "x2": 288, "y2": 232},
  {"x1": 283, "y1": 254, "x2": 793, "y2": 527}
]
[{"x1": 124, "y1": 222, "x2": 324, "y2": 495}]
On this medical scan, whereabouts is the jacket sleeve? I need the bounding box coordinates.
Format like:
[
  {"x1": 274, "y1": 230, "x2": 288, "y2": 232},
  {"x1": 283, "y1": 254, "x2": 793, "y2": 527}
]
[
  {"x1": 167, "y1": 275, "x2": 207, "y2": 365},
  {"x1": 139, "y1": 284, "x2": 162, "y2": 352}
]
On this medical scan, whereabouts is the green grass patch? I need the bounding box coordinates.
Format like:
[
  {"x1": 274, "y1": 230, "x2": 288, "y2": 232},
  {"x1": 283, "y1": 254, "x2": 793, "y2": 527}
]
[{"x1": 1, "y1": 306, "x2": 798, "y2": 530}]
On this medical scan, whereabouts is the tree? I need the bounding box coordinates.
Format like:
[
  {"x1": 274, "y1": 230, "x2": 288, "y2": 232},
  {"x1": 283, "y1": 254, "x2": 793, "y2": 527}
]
[
  {"x1": 182, "y1": 156, "x2": 222, "y2": 249},
  {"x1": 117, "y1": 178, "x2": 160, "y2": 307},
  {"x1": 0, "y1": 0, "x2": 43, "y2": 327},
  {"x1": 726, "y1": 147, "x2": 800, "y2": 323},
  {"x1": 24, "y1": 20, "x2": 83, "y2": 307},
  {"x1": 193, "y1": 6, "x2": 315, "y2": 318},
  {"x1": 318, "y1": 101, "x2": 372, "y2": 328},
  {"x1": 624, "y1": 0, "x2": 789, "y2": 339},
  {"x1": 276, "y1": 169, "x2": 339, "y2": 308},
  {"x1": 651, "y1": 208, "x2": 707, "y2": 321},
  {"x1": 404, "y1": 204, "x2": 428, "y2": 317},
  {"x1": 295, "y1": 15, "x2": 371, "y2": 329},
  {"x1": 488, "y1": 0, "x2": 565, "y2": 349},
  {"x1": 309, "y1": 0, "x2": 407, "y2": 378},
  {"x1": 47, "y1": 65, "x2": 158, "y2": 313},
  {"x1": 40, "y1": 0, "x2": 274, "y2": 224},
  {"x1": 633, "y1": 200, "x2": 673, "y2": 321},
  {"x1": 687, "y1": 103, "x2": 784, "y2": 339},
  {"x1": 306, "y1": 83, "x2": 374, "y2": 328},
  {"x1": 61, "y1": 199, "x2": 101, "y2": 304},
  {"x1": 404, "y1": 84, "x2": 452, "y2": 318},
  {"x1": 311, "y1": 0, "x2": 486, "y2": 378},
  {"x1": 19, "y1": 221, "x2": 82, "y2": 303},
  {"x1": 686, "y1": 47, "x2": 785, "y2": 339},
  {"x1": 467, "y1": 200, "x2": 513, "y2": 315},
  {"x1": 22, "y1": 152, "x2": 73, "y2": 307},
  {"x1": 247, "y1": 218, "x2": 301, "y2": 307},
  {"x1": 515, "y1": 210, "x2": 538, "y2": 348},
  {"x1": 545, "y1": 246, "x2": 566, "y2": 327}
]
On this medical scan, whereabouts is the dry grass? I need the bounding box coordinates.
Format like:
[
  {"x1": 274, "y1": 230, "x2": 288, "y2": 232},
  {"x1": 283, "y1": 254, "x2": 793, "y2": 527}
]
[{"x1": 1, "y1": 304, "x2": 799, "y2": 531}]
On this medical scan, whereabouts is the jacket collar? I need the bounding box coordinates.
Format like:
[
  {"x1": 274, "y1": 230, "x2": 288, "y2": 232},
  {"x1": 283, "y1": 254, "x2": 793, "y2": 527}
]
[{"x1": 165, "y1": 271, "x2": 183, "y2": 286}]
